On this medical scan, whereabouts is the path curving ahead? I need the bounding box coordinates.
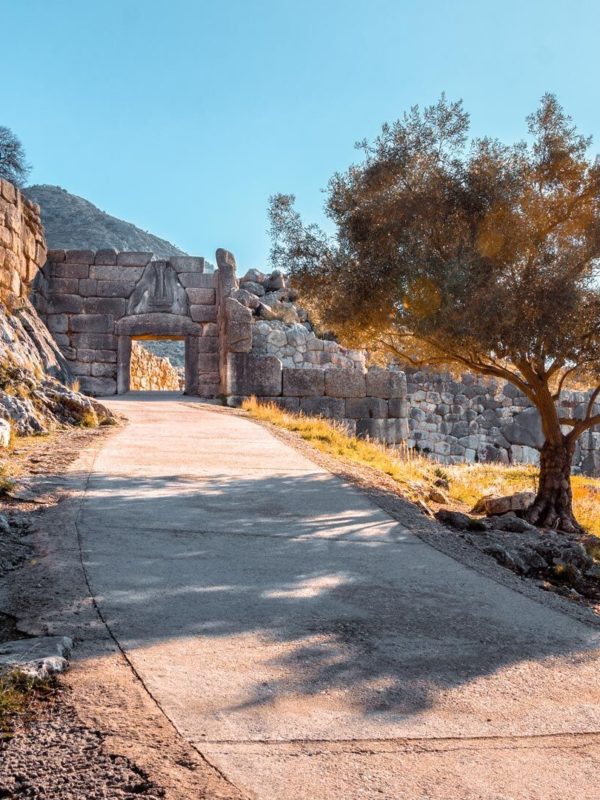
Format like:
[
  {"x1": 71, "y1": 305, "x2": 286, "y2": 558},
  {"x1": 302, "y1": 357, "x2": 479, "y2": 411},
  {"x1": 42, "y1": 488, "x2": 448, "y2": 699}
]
[{"x1": 79, "y1": 394, "x2": 600, "y2": 799}]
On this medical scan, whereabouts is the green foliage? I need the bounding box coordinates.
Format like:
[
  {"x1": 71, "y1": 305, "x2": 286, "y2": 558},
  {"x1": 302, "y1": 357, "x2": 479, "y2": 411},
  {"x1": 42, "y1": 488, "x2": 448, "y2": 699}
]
[{"x1": 269, "y1": 94, "x2": 600, "y2": 531}]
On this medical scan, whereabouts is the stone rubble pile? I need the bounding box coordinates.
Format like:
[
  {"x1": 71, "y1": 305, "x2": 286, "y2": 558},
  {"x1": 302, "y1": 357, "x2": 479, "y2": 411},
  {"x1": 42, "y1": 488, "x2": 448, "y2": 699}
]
[
  {"x1": 436, "y1": 507, "x2": 599, "y2": 599},
  {"x1": 234, "y1": 268, "x2": 365, "y2": 370},
  {"x1": 129, "y1": 341, "x2": 184, "y2": 391}
]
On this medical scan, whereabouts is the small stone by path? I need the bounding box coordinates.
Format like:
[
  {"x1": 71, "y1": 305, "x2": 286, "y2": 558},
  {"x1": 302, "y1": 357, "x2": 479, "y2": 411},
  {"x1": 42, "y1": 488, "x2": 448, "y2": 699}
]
[{"x1": 75, "y1": 394, "x2": 600, "y2": 799}]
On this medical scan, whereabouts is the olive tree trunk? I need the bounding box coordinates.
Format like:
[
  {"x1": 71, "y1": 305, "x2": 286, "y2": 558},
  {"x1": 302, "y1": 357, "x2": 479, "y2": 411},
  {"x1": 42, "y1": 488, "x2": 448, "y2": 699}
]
[{"x1": 526, "y1": 438, "x2": 582, "y2": 533}]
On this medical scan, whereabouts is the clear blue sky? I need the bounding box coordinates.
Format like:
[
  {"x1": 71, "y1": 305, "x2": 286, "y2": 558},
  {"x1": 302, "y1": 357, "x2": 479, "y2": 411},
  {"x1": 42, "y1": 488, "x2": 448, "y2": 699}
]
[{"x1": 2, "y1": 0, "x2": 599, "y2": 268}]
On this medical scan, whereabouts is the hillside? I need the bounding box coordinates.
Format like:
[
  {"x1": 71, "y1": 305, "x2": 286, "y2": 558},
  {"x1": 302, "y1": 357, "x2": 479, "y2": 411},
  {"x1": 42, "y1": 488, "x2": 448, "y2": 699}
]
[{"x1": 23, "y1": 184, "x2": 187, "y2": 258}]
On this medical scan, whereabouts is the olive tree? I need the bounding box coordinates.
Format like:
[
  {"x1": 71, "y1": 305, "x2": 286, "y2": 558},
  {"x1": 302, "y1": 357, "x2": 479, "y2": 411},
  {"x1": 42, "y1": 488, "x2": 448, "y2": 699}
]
[
  {"x1": 0, "y1": 126, "x2": 30, "y2": 186},
  {"x1": 269, "y1": 95, "x2": 600, "y2": 533}
]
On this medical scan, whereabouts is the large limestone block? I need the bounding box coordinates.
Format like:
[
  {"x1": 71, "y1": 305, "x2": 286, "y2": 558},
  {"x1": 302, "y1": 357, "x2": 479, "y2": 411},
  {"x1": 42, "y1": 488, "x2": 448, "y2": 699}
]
[
  {"x1": 345, "y1": 397, "x2": 388, "y2": 419},
  {"x1": 187, "y1": 287, "x2": 216, "y2": 305},
  {"x1": 282, "y1": 368, "x2": 325, "y2": 397},
  {"x1": 300, "y1": 397, "x2": 345, "y2": 418},
  {"x1": 65, "y1": 249, "x2": 94, "y2": 264},
  {"x1": 52, "y1": 262, "x2": 90, "y2": 279},
  {"x1": 324, "y1": 369, "x2": 366, "y2": 398},
  {"x1": 366, "y1": 368, "x2": 407, "y2": 399},
  {"x1": 227, "y1": 353, "x2": 282, "y2": 397},
  {"x1": 116, "y1": 251, "x2": 153, "y2": 267},
  {"x1": 69, "y1": 314, "x2": 114, "y2": 333},
  {"x1": 169, "y1": 256, "x2": 204, "y2": 272},
  {"x1": 191, "y1": 305, "x2": 217, "y2": 323},
  {"x1": 501, "y1": 407, "x2": 544, "y2": 449},
  {"x1": 178, "y1": 272, "x2": 215, "y2": 289},
  {"x1": 96, "y1": 280, "x2": 138, "y2": 298},
  {"x1": 78, "y1": 375, "x2": 117, "y2": 396},
  {"x1": 94, "y1": 249, "x2": 117, "y2": 265}
]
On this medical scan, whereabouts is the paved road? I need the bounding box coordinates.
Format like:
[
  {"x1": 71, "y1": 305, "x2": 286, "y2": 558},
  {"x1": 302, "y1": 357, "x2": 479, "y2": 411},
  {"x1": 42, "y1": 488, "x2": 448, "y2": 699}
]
[{"x1": 79, "y1": 394, "x2": 600, "y2": 799}]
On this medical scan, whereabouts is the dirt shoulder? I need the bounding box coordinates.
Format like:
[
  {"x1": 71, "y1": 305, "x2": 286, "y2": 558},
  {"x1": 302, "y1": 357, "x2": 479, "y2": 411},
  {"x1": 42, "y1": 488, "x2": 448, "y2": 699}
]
[{"x1": 0, "y1": 422, "x2": 245, "y2": 800}]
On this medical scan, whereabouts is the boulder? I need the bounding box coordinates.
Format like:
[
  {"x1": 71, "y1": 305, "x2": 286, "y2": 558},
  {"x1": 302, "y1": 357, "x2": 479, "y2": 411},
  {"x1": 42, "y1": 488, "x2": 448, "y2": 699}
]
[
  {"x1": 471, "y1": 491, "x2": 535, "y2": 516},
  {"x1": 240, "y1": 280, "x2": 265, "y2": 297},
  {"x1": 264, "y1": 270, "x2": 286, "y2": 292}
]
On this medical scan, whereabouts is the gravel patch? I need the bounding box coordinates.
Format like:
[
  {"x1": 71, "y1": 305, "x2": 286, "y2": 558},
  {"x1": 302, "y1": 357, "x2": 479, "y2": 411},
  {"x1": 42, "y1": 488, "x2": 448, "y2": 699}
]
[{"x1": 0, "y1": 693, "x2": 165, "y2": 799}]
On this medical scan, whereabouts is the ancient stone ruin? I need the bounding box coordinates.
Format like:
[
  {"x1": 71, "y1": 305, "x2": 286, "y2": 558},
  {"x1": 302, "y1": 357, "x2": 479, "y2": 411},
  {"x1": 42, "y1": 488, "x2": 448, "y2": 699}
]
[{"x1": 0, "y1": 176, "x2": 596, "y2": 476}]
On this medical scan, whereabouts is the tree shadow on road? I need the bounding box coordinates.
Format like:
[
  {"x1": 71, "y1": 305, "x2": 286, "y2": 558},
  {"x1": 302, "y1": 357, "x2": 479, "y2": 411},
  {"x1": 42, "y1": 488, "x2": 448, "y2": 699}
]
[{"x1": 63, "y1": 468, "x2": 600, "y2": 732}]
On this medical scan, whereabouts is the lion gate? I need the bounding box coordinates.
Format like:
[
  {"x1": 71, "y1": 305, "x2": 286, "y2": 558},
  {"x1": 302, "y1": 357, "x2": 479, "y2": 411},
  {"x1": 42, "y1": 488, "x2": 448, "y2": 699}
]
[{"x1": 32, "y1": 250, "x2": 220, "y2": 397}]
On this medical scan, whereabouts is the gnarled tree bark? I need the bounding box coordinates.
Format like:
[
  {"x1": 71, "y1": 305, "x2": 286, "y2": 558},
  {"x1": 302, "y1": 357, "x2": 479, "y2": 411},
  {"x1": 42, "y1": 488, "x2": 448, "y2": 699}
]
[{"x1": 526, "y1": 438, "x2": 582, "y2": 533}]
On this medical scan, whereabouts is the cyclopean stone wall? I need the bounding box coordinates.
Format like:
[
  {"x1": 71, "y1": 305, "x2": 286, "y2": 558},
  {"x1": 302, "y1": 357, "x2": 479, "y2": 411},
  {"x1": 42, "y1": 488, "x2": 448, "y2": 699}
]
[
  {"x1": 129, "y1": 341, "x2": 184, "y2": 391},
  {"x1": 0, "y1": 179, "x2": 47, "y2": 301},
  {"x1": 405, "y1": 369, "x2": 600, "y2": 475},
  {"x1": 33, "y1": 250, "x2": 218, "y2": 397},
  {"x1": 215, "y1": 250, "x2": 409, "y2": 445}
]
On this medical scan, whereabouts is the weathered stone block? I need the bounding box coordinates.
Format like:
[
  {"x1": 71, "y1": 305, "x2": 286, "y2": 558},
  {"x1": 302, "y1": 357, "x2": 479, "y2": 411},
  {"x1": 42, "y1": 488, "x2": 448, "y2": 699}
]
[
  {"x1": 197, "y1": 381, "x2": 220, "y2": 397},
  {"x1": 203, "y1": 322, "x2": 218, "y2": 337},
  {"x1": 116, "y1": 251, "x2": 153, "y2": 267},
  {"x1": 198, "y1": 337, "x2": 218, "y2": 353},
  {"x1": 78, "y1": 376, "x2": 117, "y2": 396},
  {"x1": 90, "y1": 265, "x2": 144, "y2": 282},
  {"x1": 227, "y1": 322, "x2": 252, "y2": 353},
  {"x1": 95, "y1": 280, "x2": 137, "y2": 298},
  {"x1": 169, "y1": 256, "x2": 204, "y2": 272},
  {"x1": 198, "y1": 353, "x2": 219, "y2": 372},
  {"x1": 47, "y1": 249, "x2": 66, "y2": 262},
  {"x1": 51, "y1": 277, "x2": 79, "y2": 294},
  {"x1": 52, "y1": 262, "x2": 90, "y2": 279},
  {"x1": 84, "y1": 297, "x2": 127, "y2": 316},
  {"x1": 49, "y1": 294, "x2": 85, "y2": 314},
  {"x1": 227, "y1": 353, "x2": 282, "y2": 397},
  {"x1": 344, "y1": 397, "x2": 385, "y2": 419},
  {"x1": 388, "y1": 398, "x2": 409, "y2": 418},
  {"x1": 282, "y1": 368, "x2": 324, "y2": 397},
  {"x1": 69, "y1": 362, "x2": 92, "y2": 376},
  {"x1": 300, "y1": 397, "x2": 345, "y2": 418},
  {"x1": 65, "y1": 249, "x2": 94, "y2": 264},
  {"x1": 72, "y1": 333, "x2": 117, "y2": 350},
  {"x1": 69, "y1": 314, "x2": 113, "y2": 333},
  {"x1": 47, "y1": 314, "x2": 69, "y2": 333},
  {"x1": 178, "y1": 272, "x2": 215, "y2": 289},
  {"x1": 94, "y1": 249, "x2": 117, "y2": 265},
  {"x1": 91, "y1": 362, "x2": 116, "y2": 378},
  {"x1": 190, "y1": 305, "x2": 217, "y2": 323},
  {"x1": 366, "y1": 368, "x2": 407, "y2": 399},
  {"x1": 186, "y1": 287, "x2": 216, "y2": 305},
  {"x1": 77, "y1": 348, "x2": 117, "y2": 364},
  {"x1": 78, "y1": 278, "x2": 98, "y2": 296},
  {"x1": 325, "y1": 369, "x2": 366, "y2": 398}
]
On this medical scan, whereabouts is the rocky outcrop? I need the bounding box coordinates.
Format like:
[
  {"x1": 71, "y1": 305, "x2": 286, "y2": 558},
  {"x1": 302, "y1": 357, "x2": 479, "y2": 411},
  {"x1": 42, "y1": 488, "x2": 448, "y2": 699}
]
[
  {"x1": 130, "y1": 341, "x2": 183, "y2": 391},
  {"x1": 0, "y1": 181, "x2": 113, "y2": 439}
]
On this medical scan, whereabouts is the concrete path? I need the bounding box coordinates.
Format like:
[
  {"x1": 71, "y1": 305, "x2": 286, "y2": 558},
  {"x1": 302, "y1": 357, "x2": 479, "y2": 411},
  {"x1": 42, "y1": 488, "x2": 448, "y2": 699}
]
[{"x1": 78, "y1": 394, "x2": 600, "y2": 799}]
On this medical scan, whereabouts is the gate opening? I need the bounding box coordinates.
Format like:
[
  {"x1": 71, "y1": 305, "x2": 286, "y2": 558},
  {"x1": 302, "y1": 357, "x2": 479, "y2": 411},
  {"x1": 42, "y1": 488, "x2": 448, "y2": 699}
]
[{"x1": 129, "y1": 337, "x2": 185, "y2": 392}]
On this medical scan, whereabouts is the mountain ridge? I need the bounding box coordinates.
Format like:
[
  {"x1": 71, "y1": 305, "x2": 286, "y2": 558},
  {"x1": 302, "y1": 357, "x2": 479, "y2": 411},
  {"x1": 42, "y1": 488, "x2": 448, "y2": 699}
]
[{"x1": 24, "y1": 184, "x2": 188, "y2": 259}]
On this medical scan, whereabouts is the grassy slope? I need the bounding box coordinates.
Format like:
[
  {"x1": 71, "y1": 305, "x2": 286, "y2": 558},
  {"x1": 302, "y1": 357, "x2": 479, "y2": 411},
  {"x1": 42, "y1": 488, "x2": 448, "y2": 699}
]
[{"x1": 242, "y1": 397, "x2": 600, "y2": 536}]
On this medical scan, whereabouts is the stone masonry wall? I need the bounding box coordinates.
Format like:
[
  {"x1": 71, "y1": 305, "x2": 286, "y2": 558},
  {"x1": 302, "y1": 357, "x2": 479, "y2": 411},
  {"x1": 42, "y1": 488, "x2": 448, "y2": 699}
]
[
  {"x1": 130, "y1": 341, "x2": 184, "y2": 391},
  {"x1": 406, "y1": 369, "x2": 600, "y2": 475},
  {"x1": 0, "y1": 179, "x2": 46, "y2": 301},
  {"x1": 33, "y1": 250, "x2": 218, "y2": 397},
  {"x1": 216, "y1": 251, "x2": 409, "y2": 446}
]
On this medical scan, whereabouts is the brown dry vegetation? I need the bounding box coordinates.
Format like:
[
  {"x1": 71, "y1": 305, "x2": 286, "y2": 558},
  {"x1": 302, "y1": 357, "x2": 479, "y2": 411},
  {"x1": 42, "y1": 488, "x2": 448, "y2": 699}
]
[{"x1": 242, "y1": 397, "x2": 600, "y2": 537}]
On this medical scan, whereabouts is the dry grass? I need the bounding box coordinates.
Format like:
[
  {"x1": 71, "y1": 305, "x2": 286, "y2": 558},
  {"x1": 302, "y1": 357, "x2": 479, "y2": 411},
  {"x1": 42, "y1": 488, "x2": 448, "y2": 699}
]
[
  {"x1": 0, "y1": 670, "x2": 57, "y2": 740},
  {"x1": 242, "y1": 397, "x2": 600, "y2": 537}
]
